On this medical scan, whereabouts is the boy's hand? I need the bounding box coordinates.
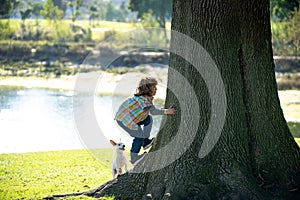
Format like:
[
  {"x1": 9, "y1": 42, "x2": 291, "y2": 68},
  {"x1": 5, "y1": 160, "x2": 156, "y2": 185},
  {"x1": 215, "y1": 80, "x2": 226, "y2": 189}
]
[{"x1": 165, "y1": 107, "x2": 176, "y2": 115}]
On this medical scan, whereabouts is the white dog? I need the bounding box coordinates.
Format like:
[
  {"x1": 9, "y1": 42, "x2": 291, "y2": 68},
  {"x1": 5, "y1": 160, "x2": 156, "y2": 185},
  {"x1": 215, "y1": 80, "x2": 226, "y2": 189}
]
[{"x1": 110, "y1": 140, "x2": 128, "y2": 178}]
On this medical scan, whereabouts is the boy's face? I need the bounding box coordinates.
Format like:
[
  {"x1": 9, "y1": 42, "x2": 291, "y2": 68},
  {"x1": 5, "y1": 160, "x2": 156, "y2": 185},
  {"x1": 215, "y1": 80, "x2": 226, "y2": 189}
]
[{"x1": 150, "y1": 85, "x2": 157, "y2": 96}]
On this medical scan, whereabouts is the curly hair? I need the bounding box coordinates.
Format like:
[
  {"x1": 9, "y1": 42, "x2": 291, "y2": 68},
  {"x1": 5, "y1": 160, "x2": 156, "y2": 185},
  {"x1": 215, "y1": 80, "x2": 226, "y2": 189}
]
[{"x1": 135, "y1": 77, "x2": 158, "y2": 96}]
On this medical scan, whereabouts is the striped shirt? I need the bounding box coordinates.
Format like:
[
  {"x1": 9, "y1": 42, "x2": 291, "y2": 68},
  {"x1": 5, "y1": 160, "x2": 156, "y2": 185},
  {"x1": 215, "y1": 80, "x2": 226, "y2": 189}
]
[{"x1": 115, "y1": 95, "x2": 163, "y2": 130}]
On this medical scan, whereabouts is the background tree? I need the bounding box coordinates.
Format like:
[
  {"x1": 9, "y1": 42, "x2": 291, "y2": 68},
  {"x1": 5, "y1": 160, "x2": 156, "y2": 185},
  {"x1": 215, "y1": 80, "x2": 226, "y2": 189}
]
[
  {"x1": 286, "y1": 9, "x2": 300, "y2": 57},
  {"x1": 105, "y1": 0, "x2": 126, "y2": 22},
  {"x1": 270, "y1": 0, "x2": 299, "y2": 21},
  {"x1": 88, "y1": 5, "x2": 99, "y2": 26},
  {"x1": 0, "y1": 0, "x2": 15, "y2": 19},
  {"x1": 40, "y1": 0, "x2": 64, "y2": 22},
  {"x1": 52, "y1": 0, "x2": 67, "y2": 18},
  {"x1": 32, "y1": 2, "x2": 43, "y2": 40},
  {"x1": 105, "y1": 1, "x2": 117, "y2": 21},
  {"x1": 46, "y1": 0, "x2": 300, "y2": 199},
  {"x1": 18, "y1": 0, "x2": 32, "y2": 40},
  {"x1": 32, "y1": 2, "x2": 43, "y2": 25},
  {"x1": 128, "y1": 0, "x2": 172, "y2": 28},
  {"x1": 120, "y1": 1, "x2": 129, "y2": 21},
  {"x1": 0, "y1": 0, "x2": 20, "y2": 39},
  {"x1": 19, "y1": 1, "x2": 32, "y2": 23},
  {"x1": 271, "y1": 1, "x2": 300, "y2": 56},
  {"x1": 67, "y1": 0, "x2": 84, "y2": 23}
]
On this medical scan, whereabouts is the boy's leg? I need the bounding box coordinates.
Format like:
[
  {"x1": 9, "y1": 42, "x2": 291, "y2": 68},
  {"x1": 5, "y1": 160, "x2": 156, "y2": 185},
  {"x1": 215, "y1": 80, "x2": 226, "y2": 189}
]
[
  {"x1": 130, "y1": 137, "x2": 144, "y2": 153},
  {"x1": 116, "y1": 120, "x2": 151, "y2": 163},
  {"x1": 130, "y1": 137, "x2": 145, "y2": 164},
  {"x1": 141, "y1": 115, "x2": 153, "y2": 138},
  {"x1": 141, "y1": 116, "x2": 154, "y2": 149},
  {"x1": 116, "y1": 120, "x2": 148, "y2": 138},
  {"x1": 143, "y1": 137, "x2": 155, "y2": 150}
]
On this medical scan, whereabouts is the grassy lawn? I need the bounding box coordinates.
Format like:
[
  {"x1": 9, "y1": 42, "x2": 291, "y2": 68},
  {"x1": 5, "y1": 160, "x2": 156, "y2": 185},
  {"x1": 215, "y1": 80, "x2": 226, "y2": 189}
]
[
  {"x1": 4, "y1": 19, "x2": 135, "y2": 29},
  {"x1": 1, "y1": 136, "x2": 299, "y2": 200},
  {"x1": 295, "y1": 138, "x2": 300, "y2": 146},
  {"x1": 1, "y1": 19, "x2": 171, "y2": 42},
  {"x1": 0, "y1": 149, "x2": 119, "y2": 200},
  {"x1": 288, "y1": 122, "x2": 300, "y2": 138}
]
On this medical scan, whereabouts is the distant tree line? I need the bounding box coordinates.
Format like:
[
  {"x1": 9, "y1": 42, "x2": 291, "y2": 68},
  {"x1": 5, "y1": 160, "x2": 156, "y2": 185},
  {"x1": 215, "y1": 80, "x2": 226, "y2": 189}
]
[
  {"x1": 270, "y1": 0, "x2": 300, "y2": 56},
  {"x1": 0, "y1": 0, "x2": 134, "y2": 23},
  {"x1": 0, "y1": 0, "x2": 299, "y2": 56}
]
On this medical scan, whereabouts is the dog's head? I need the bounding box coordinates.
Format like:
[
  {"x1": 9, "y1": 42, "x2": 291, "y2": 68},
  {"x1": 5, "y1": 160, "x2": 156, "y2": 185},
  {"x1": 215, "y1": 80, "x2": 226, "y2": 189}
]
[{"x1": 110, "y1": 140, "x2": 125, "y2": 151}]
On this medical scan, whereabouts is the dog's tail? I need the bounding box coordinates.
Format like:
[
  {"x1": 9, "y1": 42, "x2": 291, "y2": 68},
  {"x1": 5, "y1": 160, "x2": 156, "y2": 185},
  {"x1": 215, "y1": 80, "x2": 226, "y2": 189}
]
[{"x1": 113, "y1": 169, "x2": 117, "y2": 177}]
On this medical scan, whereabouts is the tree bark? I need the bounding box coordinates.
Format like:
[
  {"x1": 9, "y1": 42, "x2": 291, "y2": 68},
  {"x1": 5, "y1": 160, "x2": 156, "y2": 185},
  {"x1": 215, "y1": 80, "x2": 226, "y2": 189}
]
[{"x1": 44, "y1": 0, "x2": 300, "y2": 199}]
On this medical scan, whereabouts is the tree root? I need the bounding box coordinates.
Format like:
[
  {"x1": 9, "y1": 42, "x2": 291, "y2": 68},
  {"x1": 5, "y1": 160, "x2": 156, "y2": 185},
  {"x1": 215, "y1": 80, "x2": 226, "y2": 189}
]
[{"x1": 43, "y1": 172, "x2": 148, "y2": 200}]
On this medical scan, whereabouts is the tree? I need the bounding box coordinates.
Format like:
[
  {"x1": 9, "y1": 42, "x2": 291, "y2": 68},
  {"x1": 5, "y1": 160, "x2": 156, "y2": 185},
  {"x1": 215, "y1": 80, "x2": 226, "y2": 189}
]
[
  {"x1": 52, "y1": 0, "x2": 67, "y2": 18},
  {"x1": 271, "y1": 5, "x2": 300, "y2": 56},
  {"x1": 128, "y1": 0, "x2": 172, "y2": 28},
  {"x1": 270, "y1": 0, "x2": 299, "y2": 21},
  {"x1": 45, "y1": 0, "x2": 300, "y2": 199},
  {"x1": 105, "y1": 1, "x2": 117, "y2": 21},
  {"x1": 32, "y1": 2, "x2": 43, "y2": 25},
  {"x1": 105, "y1": 0, "x2": 126, "y2": 22},
  {"x1": 286, "y1": 9, "x2": 300, "y2": 57},
  {"x1": 88, "y1": 5, "x2": 98, "y2": 26},
  {"x1": 19, "y1": 1, "x2": 32, "y2": 23},
  {"x1": 0, "y1": 0, "x2": 13, "y2": 19},
  {"x1": 67, "y1": 0, "x2": 83, "y2": 23},
  {"x1": 40, "y1": 0, "x2": 64, "y2": 22},
  {"x1": 18, "y1": 0, "x2": 32, "y2": 40},
  {"x1": 0, "y1": 0, "x2": 19, "y2": 19}
]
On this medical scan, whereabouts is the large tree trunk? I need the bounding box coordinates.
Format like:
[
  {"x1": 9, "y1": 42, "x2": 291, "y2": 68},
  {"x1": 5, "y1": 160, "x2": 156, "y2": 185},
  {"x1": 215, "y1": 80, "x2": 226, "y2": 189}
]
[{"x1": 44, "y1": 0, "x2": 300, "y2": 199}]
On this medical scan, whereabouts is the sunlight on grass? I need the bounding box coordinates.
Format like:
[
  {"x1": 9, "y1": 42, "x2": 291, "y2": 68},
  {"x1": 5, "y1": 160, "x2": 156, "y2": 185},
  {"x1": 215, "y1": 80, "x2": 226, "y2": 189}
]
[
  {"x1": 295, "y1": 138, "x2": 300, "y2": 147},
  {"x1": 0, "y1": 149, "x2": 116, "y2": 200}
]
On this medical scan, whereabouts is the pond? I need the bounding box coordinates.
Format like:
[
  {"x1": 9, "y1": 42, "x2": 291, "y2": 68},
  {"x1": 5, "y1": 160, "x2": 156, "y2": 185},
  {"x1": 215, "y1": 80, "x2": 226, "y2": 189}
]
[{"x1": 0, "y1": 86, "x2": 163, "y2": 154}]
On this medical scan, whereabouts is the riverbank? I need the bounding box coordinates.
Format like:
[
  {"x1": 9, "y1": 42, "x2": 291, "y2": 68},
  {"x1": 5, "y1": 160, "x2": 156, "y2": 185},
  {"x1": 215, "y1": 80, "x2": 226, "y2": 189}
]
[
  {"x1": 0, "y1": 67, "x2": 169, "y2": 98},
  {"x1": 1, "y1": 74, "x2": 299, "y2": 122}
]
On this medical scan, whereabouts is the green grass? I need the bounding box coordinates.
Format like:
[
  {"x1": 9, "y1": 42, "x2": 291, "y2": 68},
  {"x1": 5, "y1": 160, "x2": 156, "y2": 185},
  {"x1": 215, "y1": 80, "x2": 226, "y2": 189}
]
[
  {"x1": 1, "y1": 19, "x2": 170, "y2": 41},
  {"x1": 0, "y1": 149, "x2": 119, "y2": 200},
  {"x1": 2, "y1": 19, "x2": 135, "y2": 29},
  {"x1": 287, "y1": 122, "x2": 300, "y2": 138},
  {"x1": 295, "y1": 138, "x2": 300, "y2": 146},
  {"x1": 0, "y1": 124, "x2": 299, "y2": 200}
]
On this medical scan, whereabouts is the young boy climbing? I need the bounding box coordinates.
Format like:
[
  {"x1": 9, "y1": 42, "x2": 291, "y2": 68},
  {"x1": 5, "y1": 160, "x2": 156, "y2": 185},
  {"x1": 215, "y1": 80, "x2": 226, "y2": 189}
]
[{"x1": 114, "y1": 77, "x2": 176, "y2": 164}]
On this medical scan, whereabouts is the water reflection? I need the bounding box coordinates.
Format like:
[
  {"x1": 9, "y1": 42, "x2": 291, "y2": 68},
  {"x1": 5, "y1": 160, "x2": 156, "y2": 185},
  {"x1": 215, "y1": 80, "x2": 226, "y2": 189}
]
[
  {"x1": 0, "y1": 86, "x2": 81, "y2": 153},
  {"x1": 0, "y1": 86, "x2": 162, "y2": 154}
]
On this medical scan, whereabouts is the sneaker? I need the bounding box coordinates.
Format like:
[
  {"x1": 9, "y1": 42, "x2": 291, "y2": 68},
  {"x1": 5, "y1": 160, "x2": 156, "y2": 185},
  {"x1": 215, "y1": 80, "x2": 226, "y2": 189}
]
[
  {"x1": 130, "y1": 152, "x2": 147, "y2": 165},
  {"x1": 143, "y1": 137, "x2": 155, "y2": 150}
]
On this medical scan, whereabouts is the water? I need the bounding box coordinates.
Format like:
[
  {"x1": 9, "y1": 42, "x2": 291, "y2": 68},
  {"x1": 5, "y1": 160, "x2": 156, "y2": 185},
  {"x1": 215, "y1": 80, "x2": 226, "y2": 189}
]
[{"x1": 0, "y1": 86, "x2": 163, "y2": 154}]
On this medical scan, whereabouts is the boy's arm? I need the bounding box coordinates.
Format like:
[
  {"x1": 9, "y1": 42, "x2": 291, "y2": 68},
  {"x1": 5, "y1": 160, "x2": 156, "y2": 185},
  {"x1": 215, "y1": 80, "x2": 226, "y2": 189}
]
[{"x1": 149, "y1": 105, "x2": 176, "y2": 115}]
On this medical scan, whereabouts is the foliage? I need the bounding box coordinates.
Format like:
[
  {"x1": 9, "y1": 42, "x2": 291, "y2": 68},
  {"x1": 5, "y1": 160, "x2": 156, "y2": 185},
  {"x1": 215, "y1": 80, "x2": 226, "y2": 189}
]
[
  {"x1": 0, "y1": 20, "x2": 14, "y2": 39},
  {"x1": 139, "y1": 11, "x2": 159, "y2": 27},
  {"x1": 18, "y1": 0, "x2": 32, "y2": 22},
  {"x1": 271, "y1": 8, "x2": 300, "y2": 56},
  {"x1": 40, "y1": 0, "x2": 64, "y2": 22},
  {"x1": 0, "y1": 149, "x2": 117, "y2": 200},
  {"x1": 87, "y1": 0, "x2": 110, "y2": 26},
  {"x1": 270, "y1": 0, "x2": 299, "y2": 22},
  {"x1": 32, "y1": 2, "x2": 43, "y2": 24},
  {"x1": 0, "y1": 0, "x2": 18, "y2": 19},
  {"x1": 106, "y1": 1, "x2": 119, "y2": 21},
  {"x1": 105, "y1": 0, "x2": 128, "y2": 22},
  {"x1": 286, "y1": 8, "x2": 300, "y2": 56},
  {"x1": 53, "y1": 0, "x2": 67, "y2": 18},
  {"x1": 128, "y1": 0, "x2": 172, "y2": 28},
  {"x1": 67, "y1": 0, "x2": 84, "y2": 22}
]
